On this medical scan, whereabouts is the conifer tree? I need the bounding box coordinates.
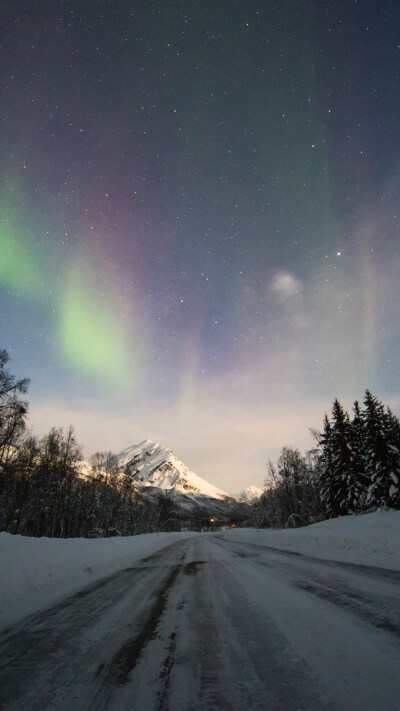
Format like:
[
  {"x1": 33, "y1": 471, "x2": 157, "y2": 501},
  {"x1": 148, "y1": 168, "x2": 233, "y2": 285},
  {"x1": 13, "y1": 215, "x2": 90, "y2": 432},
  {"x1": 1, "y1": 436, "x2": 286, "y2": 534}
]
[
  {"x1": 346, "y1": 401, "x2": 369, "y2": 511},
  {"x1": 318, "y1": 400, "x2": 367, "y2": 517},
  {"x1": 318, "y1": 414, "x2": 336, "y2": 517},
  {"x1": 363, "y1": 391, "x2": 400, "y2": 509},
  {"x1": 328, "y1": 399, "x2": 356, "y2": 516}
]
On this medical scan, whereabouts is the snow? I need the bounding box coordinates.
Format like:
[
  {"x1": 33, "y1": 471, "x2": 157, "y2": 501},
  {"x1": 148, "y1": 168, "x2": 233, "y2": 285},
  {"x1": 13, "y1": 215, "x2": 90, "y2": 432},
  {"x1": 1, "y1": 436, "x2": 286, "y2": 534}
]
[
  {"x1": 1, "y1": 510, "x2": 399, "y2": 636},
  {"x1": 237, "y1": 485, "x2": 263, "y2": 502},
  {"x1": 2, "y1": 530, "x2": 400, "y2": 710},
  {"x1": 115, "y1": 439, "x2": 231, "y2": 501},
  {"x1": 221, "y1": 510, "x2": 400, "y2": 570},
  {"x1": 0, "y1": 530, "x2": 196, "y2": 632}
]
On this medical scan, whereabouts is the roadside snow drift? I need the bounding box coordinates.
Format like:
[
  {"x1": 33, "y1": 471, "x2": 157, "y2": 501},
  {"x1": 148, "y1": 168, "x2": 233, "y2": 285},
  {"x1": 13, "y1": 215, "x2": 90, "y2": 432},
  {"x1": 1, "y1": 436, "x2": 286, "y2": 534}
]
[
  {"x1": 0, "y1": 531, "x2": 196, "y2": 631},
  {"x1": 1, "y1": 511, "x2": 399, "y2": 633},
  {"x1": 222, "y1": 510, "x2": 400, "y2": 569}
]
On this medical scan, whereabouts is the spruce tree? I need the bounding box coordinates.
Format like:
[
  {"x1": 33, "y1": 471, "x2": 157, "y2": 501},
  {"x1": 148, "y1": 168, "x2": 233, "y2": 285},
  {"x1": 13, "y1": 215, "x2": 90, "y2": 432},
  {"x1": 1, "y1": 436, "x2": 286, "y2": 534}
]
[
  {"x1": 329, "y1": 399, "x2": 357, "y2": 516},
  {"x1": 318, "y1": 400, "x2": 368, "y2": 517},
  {"x1": 318, "y1": 415, "x2": 336, "y2": 517},
  {"x1": 347, "y1": 401, "x2": 369, "y2": 511},
  {"x1": 363, "y1": 391, "x2": 400, "y2": 509}
]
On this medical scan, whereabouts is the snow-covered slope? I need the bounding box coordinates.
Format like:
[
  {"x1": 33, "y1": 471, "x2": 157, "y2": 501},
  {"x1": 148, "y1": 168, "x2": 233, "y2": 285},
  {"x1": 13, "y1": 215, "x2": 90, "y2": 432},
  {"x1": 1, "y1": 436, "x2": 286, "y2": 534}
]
[
  {"x1": 222, "y1": 510, "x2": 400, "y2": 568},
  {"x1": 115, "y1": 439, "x2": 232, "y2": 501},
  {"x1": 0, "y1": 531, "x2": 196, "y2": 631},
  {"x1": 238, "y1": 485, "x2": 263, "y2": 502}
]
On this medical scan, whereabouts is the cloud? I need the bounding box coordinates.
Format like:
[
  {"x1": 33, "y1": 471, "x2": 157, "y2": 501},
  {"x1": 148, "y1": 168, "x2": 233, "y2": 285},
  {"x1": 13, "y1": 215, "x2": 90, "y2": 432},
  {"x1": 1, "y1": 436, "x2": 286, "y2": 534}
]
[
  {"x1": 267, "y1": 270, "x2": 308, "y2": 329},
  {"x1": 269, "y1": 271, "x2": 302, "y2": 302}
]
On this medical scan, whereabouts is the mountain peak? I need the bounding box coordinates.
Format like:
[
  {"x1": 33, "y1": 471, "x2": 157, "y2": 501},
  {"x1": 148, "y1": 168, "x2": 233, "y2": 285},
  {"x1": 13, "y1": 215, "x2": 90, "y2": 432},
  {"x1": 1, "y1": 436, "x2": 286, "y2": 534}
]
[
  {"x1": 137, "y1": 438, "x2": 159, "y2": 450},
  {"x1": 238, "y1": 485, "x2": 263, "y2": 502},
  {"x1": 115, "y1": 440, "x2": 232, "y2": 501}
]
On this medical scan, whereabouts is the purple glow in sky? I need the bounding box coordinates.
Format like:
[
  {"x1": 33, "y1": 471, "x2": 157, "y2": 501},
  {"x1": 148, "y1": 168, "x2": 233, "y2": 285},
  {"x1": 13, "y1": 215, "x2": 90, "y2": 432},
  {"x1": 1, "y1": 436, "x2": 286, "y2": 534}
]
[{"x1": 1, "y1": 1, "x2": 399, "y2": 492}]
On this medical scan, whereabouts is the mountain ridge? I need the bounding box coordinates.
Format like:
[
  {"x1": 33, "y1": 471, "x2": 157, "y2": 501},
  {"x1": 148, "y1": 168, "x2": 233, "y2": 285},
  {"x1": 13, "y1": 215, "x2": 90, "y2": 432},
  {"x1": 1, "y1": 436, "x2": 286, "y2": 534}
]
[
  {"x1": 115, "y1": 439, "x2": 233, "y2": 502},
  {"x1": 238, "y1": 485, "x2": 264, "y2": 502},
  {"x1": 78, "y1": 439, "x2": 248, "y2": 523}
]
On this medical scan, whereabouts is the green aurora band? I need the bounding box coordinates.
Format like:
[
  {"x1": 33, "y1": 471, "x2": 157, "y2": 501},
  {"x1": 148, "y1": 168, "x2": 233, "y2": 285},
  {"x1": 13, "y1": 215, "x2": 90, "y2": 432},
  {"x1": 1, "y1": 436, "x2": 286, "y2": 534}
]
[
  {"x1": 60, "y1": 263, "x2": 131, "y2": 384},
  {"x1": 0, "y1": 225, "x2": 43, "y2": 296},
  {"x1": 0, "y1": 224, "x2": 131, "y2": 384}
]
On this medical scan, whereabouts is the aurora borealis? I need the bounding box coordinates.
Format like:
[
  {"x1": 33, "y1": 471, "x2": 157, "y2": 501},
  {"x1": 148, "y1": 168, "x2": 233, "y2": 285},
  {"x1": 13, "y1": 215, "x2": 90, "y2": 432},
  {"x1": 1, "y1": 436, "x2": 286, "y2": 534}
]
[{"x1": 1, "y1": 1, "x2": 399, "y2": 492}]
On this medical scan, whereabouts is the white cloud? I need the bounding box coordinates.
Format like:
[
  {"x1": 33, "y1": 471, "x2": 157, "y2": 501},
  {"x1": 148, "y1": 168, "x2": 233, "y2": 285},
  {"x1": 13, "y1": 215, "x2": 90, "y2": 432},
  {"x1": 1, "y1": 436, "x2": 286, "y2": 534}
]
[{"x1": 269, "y1": 271, "x2": 302, "y2": 302}]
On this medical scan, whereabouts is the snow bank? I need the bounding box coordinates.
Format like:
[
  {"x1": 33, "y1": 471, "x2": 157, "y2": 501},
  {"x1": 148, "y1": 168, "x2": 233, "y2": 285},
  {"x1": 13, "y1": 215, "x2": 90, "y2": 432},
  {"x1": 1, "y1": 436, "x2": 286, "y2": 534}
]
[
  {"x1": 222, "y1": 510, "x2": 400, "y2": 570},
  {"x1": 2, "y1": 512, "x2": 399, "y2": 633},
  {"x1": 0, "y1": 531, "x2": 196, "y2": 631}
]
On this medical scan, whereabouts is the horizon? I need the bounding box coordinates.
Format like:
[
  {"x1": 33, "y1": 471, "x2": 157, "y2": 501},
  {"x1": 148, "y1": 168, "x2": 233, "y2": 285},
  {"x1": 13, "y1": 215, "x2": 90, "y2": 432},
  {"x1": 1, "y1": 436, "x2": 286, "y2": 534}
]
[{"x1": 25, "y1": 388, "x2": 400, "y2": 496}]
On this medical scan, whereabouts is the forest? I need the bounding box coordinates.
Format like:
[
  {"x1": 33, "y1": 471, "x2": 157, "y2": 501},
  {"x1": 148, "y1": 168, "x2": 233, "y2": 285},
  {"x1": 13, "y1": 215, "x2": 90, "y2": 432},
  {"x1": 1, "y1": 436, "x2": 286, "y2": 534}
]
[
  {"x1": 251, "y1": 392, "x2": 400, "y2": 528},
  {"x1": 0, "y1": 350, "x2": 182, "y2": 537},
  {"x1": 1, "y1": 349, "x2": 399, "y2": 537}
]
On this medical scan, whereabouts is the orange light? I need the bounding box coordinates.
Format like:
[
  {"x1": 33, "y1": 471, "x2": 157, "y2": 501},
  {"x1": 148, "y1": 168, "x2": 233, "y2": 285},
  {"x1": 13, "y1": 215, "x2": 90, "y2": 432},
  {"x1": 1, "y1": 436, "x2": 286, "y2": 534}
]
[{"x1": 210, "y1": 518, "x2": 215, "y2": 522}]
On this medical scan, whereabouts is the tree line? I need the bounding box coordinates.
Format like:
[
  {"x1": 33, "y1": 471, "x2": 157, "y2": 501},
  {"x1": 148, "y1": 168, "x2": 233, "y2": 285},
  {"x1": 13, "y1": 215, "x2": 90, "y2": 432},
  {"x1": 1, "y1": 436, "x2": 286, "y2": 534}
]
[
  {"x1": 0, "y1": 350, "x2": 180, "y2": 537},
  {"x1": 251, "y1": 391, "x2": 400, "y2": 529},
  {"x1": 1, "y1": 350, "x2": 399, "y2": 536}
]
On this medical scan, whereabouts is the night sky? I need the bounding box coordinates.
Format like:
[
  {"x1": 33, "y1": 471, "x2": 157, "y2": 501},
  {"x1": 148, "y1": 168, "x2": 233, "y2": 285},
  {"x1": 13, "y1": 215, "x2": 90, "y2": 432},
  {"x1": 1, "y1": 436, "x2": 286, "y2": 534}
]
[{"x1": 1, "y1": 1, "x2": 399, "y2": 493}]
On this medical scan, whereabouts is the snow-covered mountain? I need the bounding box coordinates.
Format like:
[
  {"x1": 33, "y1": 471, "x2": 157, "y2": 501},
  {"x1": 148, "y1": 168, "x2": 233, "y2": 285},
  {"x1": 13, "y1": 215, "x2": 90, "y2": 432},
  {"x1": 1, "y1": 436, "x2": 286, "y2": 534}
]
[
  {"x1": 238, "y1": 485, "x2": 264, "y2": 502},
  {"x1": 115, "y1": 439, "x2": 232, "y2": 502},
  {"x1": 78, "y1": 439, "x2": 247, "y2": 522}
]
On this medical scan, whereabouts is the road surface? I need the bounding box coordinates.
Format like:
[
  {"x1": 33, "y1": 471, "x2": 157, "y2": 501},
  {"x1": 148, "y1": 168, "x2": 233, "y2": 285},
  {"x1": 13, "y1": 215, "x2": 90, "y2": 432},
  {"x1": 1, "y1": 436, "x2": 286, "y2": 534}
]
[{"x1": 1, "y1": 533, "x2": 400, "y2": 710}]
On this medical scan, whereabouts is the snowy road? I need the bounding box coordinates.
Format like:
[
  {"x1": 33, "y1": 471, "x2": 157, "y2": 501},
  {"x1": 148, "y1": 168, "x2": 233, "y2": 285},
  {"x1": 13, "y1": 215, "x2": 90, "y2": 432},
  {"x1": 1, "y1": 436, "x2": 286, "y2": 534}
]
[{"x1": 1, "y1": 533, "x2": 400, "y2": 711}]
